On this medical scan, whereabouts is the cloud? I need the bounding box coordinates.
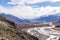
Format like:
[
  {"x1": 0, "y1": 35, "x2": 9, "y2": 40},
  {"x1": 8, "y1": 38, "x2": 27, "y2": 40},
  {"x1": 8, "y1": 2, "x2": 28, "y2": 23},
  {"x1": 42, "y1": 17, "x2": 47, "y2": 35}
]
[
  {"x1": 26, "y1": 1, "x2": 60, "y2": 8},
  {"x1": 8, "y1": 0, "x2": 60, "y2": 5},
  {"x1": 0, "y1": 6, "x2": 7, "y2": 13},
  {"x1": 0, "y1": 5, "x2": 60, "y2": 19},
  {"x1": 50, "y1": 0, "x2": 60, "y2": 2},
  {"x1": 8, "y1": 0, "x2": 46, "y2": 5},
  {"x1": 0, "y1": 0, "x2": 60, "y2": 19}
]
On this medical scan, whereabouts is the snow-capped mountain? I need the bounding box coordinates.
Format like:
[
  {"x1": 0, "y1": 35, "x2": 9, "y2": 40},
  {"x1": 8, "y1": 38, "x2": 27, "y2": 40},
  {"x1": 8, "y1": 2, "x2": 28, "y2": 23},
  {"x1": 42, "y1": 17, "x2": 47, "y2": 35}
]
[
  {"x1": 31, "y1": 13, "x2": 60, "y2": 22},
  {"x1": 0, "y1": 13, "x2": 60, "y2": 23}
]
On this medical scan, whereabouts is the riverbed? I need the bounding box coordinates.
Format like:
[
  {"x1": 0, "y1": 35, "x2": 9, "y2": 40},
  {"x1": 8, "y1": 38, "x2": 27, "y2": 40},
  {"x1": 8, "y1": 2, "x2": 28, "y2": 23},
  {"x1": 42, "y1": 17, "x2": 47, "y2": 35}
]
[{"x1": 22, "y1": 26, "x2": 60, "y2": 40}]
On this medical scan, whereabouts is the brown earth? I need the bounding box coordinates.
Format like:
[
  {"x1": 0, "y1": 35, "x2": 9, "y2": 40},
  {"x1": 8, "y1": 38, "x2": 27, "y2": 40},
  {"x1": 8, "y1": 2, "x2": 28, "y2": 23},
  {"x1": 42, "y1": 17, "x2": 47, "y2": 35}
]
[{"x1": 0, "y1": 16, "x2": 39, "y2": 40}]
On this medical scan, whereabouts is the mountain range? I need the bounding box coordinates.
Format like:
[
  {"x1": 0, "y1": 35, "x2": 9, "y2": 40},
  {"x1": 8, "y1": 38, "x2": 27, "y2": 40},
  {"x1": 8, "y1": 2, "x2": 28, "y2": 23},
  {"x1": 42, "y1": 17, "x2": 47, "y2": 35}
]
[
  {"x1": 31, "y1": 13, "x2": 60, "y2": 22},
  {"x1": 0, "y1": 13, "x2": 30, "y2": 23},
  {"x1": 0, "y1": 13, "x2": 60, "y2": 23}
]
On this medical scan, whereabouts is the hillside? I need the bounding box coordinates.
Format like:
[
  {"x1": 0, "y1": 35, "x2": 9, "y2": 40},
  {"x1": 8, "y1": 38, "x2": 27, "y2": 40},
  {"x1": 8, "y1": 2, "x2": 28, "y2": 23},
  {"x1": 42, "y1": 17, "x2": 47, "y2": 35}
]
[{"x1": 0, "y1": 16, "x2": 38, "y2": 40}]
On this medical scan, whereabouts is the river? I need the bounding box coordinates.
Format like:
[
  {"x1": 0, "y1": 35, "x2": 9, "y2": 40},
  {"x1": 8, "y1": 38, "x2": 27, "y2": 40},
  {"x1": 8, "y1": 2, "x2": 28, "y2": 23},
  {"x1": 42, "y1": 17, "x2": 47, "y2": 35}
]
[{"x1": 27, "y1": 26, "x2": 60, "y2": 40}]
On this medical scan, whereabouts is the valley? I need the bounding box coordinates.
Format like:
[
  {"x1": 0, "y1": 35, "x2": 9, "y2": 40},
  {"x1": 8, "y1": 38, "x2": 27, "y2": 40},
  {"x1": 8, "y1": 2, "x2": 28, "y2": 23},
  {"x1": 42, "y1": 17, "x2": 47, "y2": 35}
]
[
  {"x1": 0, "y1": 14, "x2": 60, "y2": 40},
  {"x1": 21, "y1": 26, "x2": 60, "y2": 40}
]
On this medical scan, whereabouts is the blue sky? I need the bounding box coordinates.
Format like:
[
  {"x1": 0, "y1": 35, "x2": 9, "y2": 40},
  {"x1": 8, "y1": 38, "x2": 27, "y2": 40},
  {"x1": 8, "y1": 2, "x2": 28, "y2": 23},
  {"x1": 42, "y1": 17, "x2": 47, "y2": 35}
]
[
  {"x1": 26, "y1": 1, "x2": 60, "y2": 8},
  {"x1": 0, "y1": 0, "x2": 60, "y2": 19},
  {"x1": 0, "y1": 0, "x2": 60, "y2": 8},
  {"x1": 0, "y1": 0, "x2": 16, "y2": 8}
]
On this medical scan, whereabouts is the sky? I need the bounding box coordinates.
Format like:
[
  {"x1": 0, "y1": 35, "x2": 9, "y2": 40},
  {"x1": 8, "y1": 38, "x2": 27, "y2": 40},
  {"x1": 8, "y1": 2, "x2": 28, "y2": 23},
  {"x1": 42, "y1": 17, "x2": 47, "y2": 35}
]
[{"x1": 0, "y1": 0, "x2": 60, "y2": 19}]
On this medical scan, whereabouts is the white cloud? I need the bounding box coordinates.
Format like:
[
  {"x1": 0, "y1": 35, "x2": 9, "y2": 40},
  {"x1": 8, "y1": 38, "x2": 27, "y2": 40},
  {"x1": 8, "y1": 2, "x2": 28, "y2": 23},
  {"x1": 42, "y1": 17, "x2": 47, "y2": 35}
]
[
  {"x1": 0, "y1": 5, "x2": 60, "y2": 19},
  {"x1": 8, "y1": 0, "x2": 46, "y2": 5},
  {"x1": 0, "y1": 0, "x2": 60, "y2": 19},
  {"x1": 0, "y1": 6, "x2": 7, "y2": 13},
  {"x1": 50, "y1": 0, "x2": 60, "y2": 2},
  {"x1": 8, "y1": 0, "x2": 60, "y2": 5},
  {"x1": 11, "y1": 6, "x2": 60, "y2": 19}
]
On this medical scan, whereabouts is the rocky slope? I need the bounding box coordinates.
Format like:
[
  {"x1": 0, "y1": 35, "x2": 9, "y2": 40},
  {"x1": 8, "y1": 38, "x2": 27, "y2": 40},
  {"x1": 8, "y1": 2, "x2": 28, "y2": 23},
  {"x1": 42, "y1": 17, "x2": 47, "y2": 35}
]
[{"x1": 0, "y1": 16, "x2": 38, "y2": 40}]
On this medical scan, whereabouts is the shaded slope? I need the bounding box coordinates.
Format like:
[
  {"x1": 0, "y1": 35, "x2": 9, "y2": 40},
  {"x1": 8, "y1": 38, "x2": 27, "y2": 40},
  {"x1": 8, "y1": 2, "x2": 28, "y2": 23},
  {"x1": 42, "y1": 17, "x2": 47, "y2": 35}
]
[{"x1": 0, "y1": 16, "x2": 38, "y2": 40}]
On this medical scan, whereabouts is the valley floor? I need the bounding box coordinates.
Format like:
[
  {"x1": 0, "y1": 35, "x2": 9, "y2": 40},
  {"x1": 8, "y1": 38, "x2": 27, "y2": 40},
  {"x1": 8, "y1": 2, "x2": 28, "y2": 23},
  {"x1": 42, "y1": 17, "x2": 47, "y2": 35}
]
[{"x1": 21, "y1": 26, "x2": 60, "y2": 40}]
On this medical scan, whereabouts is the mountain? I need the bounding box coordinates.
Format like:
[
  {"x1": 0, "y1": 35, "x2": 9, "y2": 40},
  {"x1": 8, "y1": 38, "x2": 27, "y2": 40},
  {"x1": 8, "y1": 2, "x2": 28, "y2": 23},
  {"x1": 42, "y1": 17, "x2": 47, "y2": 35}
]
[
  {"x1": 0, "y1": 13, "x2": 30, "y2": 23},
  {"x1": 0, "y1": 13, "x2": 60, "y2": 23},
  {"x1": 32, "y1": 13, "x2": 60, "y2": 22},
  {"x1": 0, "y1": 15, "x2": 38, "y2": 40}
]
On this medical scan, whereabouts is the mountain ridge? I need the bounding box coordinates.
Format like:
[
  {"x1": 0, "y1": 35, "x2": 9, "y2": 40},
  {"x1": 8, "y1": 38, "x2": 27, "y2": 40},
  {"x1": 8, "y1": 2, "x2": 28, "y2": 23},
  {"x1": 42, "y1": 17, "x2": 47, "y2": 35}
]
[
  {"x1": 31, "y1": 13, "x2": 60, "y2": 22},
  {"x1": 0, "y1": 13, "x2": 30, "y2": 23},
  {"x1": 0, "y1": 13, "x2": 60, "y2": 23}
]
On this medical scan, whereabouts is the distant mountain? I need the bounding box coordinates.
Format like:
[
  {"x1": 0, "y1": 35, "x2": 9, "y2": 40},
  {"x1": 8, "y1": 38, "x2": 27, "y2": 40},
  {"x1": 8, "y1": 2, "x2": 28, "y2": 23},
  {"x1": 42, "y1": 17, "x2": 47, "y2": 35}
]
[
  {"x1": 0, "y1": 13, "x2": 30, "y2": 23},
  {"x1": 0, "y1": 13, "x2": 60, "y2": 23},
  {"x1": 32, "y1": 13, "x2": 60, "y2": 22}
]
